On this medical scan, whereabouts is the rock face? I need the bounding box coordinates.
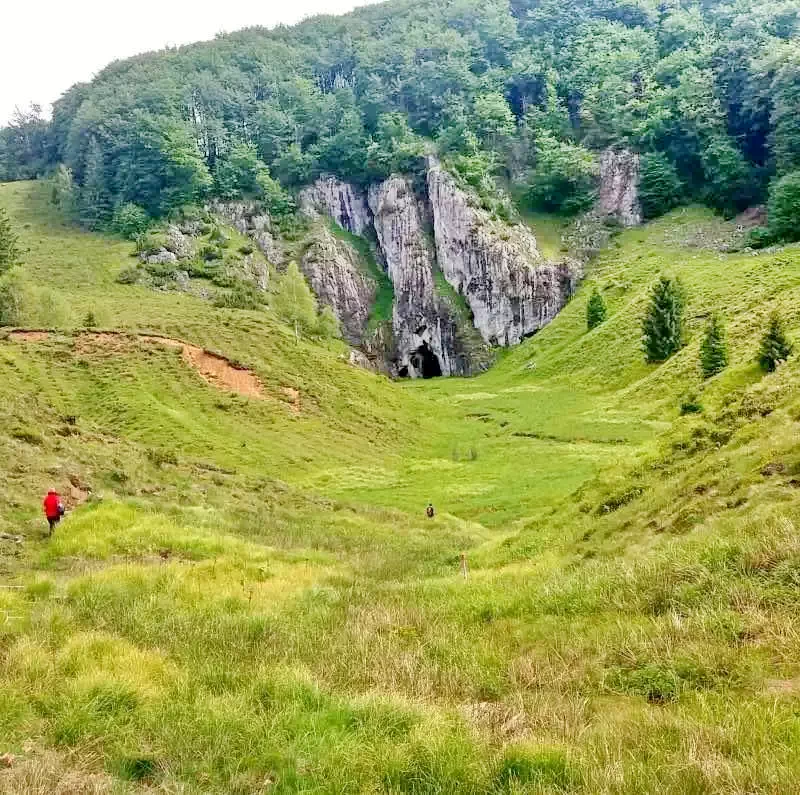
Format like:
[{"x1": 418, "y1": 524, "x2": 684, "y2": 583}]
[
  {"x1": 427, "y1": 162, "x2": 578, "y2": 346},
  {"x1": 597, "y1": 149, "x2": 642, "y2": 227},
  {"x1": 300, "y1": 177, "x2": 373, "y2": 236},
  {"x1": 165, "y1": 225, "x2": 195, "y2": 259},
  {"x1": 300, "y1": 225, "x2": 376, "y2": 345},
  {"x1": 368, "y1": 176, "x2": 469, "y2": 377},
  {"x1": 211, "y1": 200, "x2": 284, "y2": 264}
]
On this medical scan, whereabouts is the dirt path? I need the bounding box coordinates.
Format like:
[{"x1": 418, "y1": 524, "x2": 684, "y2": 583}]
[{"x1": 6, "y1": 330, "x2": 265, "y2": 400}]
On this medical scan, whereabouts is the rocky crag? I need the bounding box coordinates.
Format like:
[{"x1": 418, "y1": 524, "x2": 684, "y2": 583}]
[{"x1": 207, "y1": 154, "x2": 640, "y2": 378}]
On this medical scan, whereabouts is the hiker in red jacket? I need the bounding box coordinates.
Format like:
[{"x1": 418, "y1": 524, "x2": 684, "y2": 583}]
[{"x1": 43, "y1": 490, "x2": 64, "y2": 535}]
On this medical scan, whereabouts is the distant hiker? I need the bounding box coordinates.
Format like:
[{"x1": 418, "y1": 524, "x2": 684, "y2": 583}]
[
  {"x1": 43, "y1": 489, "x2": 64, "y2": 535},
  {"x1": 426, "y1": 503, "x2": 435, "y2": 519}
]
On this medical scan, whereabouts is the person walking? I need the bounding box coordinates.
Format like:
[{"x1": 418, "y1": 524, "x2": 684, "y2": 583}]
[{"x1": 43, "y1": 489, "x2": 64, "y2": 535}]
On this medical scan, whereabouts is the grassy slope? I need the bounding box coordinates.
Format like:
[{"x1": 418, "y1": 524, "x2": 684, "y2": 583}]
[{"x1": 4, "y1": 183, "x2": 800, "y2": 792}]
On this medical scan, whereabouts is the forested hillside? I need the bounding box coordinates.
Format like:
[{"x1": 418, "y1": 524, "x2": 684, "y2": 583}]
[{"x1": 2, "y1": 0, "x2": 800, "y2": 239}]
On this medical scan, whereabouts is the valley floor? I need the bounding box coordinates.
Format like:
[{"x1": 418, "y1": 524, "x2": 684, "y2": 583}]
[{"x1": 3, "y1": 182, "x2": 800, "y2": 792}]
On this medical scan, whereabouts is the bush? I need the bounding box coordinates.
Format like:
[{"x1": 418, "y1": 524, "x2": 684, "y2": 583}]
[
  {"x1": 758, "y1": 311, "x2": 793, "y2": 372},
  {"x1": 639, "y1": 152, "x2": 683, "y2": 219},
  {"x1": 315, "y1": 305, "x2": 341, "y2": 339},
  {"x1": 146, "y1": 447, "x2": 178, "y2": 468},
  {"x1": 213, "y1": 282, "x2": 264, "y2": 310},
  {"x1": 700, "y1": 313, "x2": 728, "y2": 378},
  {"x1": 586, "y1": 288, "x2": 607, "y2": 330},
  {"x1": 766, "y1": 170, "x2": 800, "y2": 243},
  {"x1": 748, "y1": 226, "x2": 775, "y2": 249},
  {"x1": 642, "y1": 276, "x2": 685, "y2": 363},
  {"x1": 83, "y1": 311, "x2": 97, "y2": 328},
  {"x1": 112, "y1": 203, "x2": 150, "y2": 239},
  {"x1": 680, "y1": 394, "x2": 703, "y2": 415},
  {"x1": 116, "y1": 266, "x2": 141, "y2": 285}
]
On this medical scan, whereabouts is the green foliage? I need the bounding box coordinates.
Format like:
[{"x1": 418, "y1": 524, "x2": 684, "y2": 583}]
[
  {"x1": 256, "y1": 171, "x2": 296, "y2": 219},
  {"x1": 700, "y1": 313, "x2": 728, "y2": 378},
  {"x1": 2, "y1": 0, "x2": 793, "y2": 223},
  {"x1": 213, "y1": 282, "x2": 265, "y2": 311},
  {"x1": 111, "y1": 203, "x2": 150, "y2": 240},
  {"x1": 315, "y1": 306, "x2": 341, "y2": 339},
  {"x1": 0, "y1": 269, "x2": 23, "y2": 325},
  {"x1": 766, "y1": 171, "x2": 800, "y2": 243},
  {"x1": 0, "y1": 206, "x2": 20, "y2": 274},
  {"x1": 271, "y1": 261, "x2": 318, "y2": 338},
  {"x1": 758, "y1": 311, "x2": 793, "y2": 372},
  {"x1": 524, "y1": 132, "x2": 597, "y2": 214},
  {"x1": 586, "y1": 288, "x2": 607, "y2": 330},
  {"x1": 49, "y1": 164, "x2": 77, "y2": 218},
  {"x1": 700, "y1": 136, "x2": 753, "y2": 217},
  {"x1": 642, "y1": 276, "x2": 685, "y2": 363},
  {"x1": 639, "y1": 152, "x2": 683, "y2": 220}
]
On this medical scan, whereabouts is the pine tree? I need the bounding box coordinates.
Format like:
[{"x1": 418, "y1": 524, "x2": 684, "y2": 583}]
[
  {"x1": 642, "y1": 276, "x2": 685, "y2": 363},
  {"x1": 271, "y1": 262, "x2": 318, "y2": 340},
  {"x1": 700, "y1": 313, "x2": 728, "y2": 378},
  {"x1": 0, "y1": 207, "x2": 20, "y2": 275},
  {"x1": 758, "y1": 311, "x2": 793, "y2": 372},
  {"x1": 586, "y1": 288, "x2": 607, "y2": 330}
]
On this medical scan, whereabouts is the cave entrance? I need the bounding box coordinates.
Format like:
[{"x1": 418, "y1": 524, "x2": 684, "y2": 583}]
[{"x1": 411, "y1": 342, "x2": 442, "y2": 379}]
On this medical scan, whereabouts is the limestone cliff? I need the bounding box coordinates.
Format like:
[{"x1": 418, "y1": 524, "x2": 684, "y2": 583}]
[
  {"x1": 368, "y1": 176, "x2": 469, "y2": 377},
  {"x1": 300, "y1": 176, "x2": 373, "y2": 236},
  {"x1": 597, "y1": 149, "x2": 642, "y2": 227},
  {"x1": 300, "y1": 225, "x2": 376, "y2": 346},
  {"x1": 427, "y1": 162, "x2": 578, "y2": 346}
]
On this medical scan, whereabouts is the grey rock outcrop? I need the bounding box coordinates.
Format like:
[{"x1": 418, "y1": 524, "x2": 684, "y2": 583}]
[
  {"x1": 301, "y1": 225, "x2": 376, "y2": 345},
  {"x1": 300, "y1": 177, "x2": 372, "y2": 236},
  {"x1": 143, "y1": 248, "x2": 177, "y2": 266},
  {"x1": 597, "y1": 149, "x2": 641, "y2": 227},
  {"x1": 368, "y1": 176, "x2": 468, "y2": 377},
  {"x1": 211, "y1": 200, "x2": 284, "y2": 264},
  {"x1": 427, "y1": 162, "x2": 578, "y2": 346},
  {"x1": 165, "y1": 225, "x2": 195, "y2": 259}
]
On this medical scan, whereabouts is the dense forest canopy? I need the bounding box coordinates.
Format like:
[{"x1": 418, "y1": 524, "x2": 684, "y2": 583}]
[{"x1": 2, "y1": 0, "x2": 800, "y2": 226}]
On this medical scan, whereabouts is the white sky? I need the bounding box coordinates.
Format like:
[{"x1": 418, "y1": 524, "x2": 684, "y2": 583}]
[{"x1": 1, "y1": 0, "x2": 382, "y2": 125}]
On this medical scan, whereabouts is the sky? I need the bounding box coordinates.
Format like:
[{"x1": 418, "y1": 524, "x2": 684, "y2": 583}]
[{"x1": 1, "y1": 0, "x2": 381, "y2": 125}]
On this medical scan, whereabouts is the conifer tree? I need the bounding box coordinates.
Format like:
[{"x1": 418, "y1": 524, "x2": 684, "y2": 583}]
[
  {"x1": 700, "y1": 313, "x2": 728, "y2": 378},
  {"x1": 0, "y1": 207, "x2": 20, "y2": 275},
  {"x1": 642, "y1": 276, "x2": 685, "y2": 363},
  {"x1": 758, "y1": 311, "x2": 793, "y2": 372},
  {"x1": 586, "y1": 288, "x2": 607, "y2": 330}
]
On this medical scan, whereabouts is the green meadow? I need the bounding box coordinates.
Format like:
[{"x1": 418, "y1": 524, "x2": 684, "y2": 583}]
[{"x1": 3, "y1": 181, "x2": 800, "y2": 792}]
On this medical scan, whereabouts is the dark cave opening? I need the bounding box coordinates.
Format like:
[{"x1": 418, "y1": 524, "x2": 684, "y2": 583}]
[{"x1": 411, "y1": 342, "x2": 443, "y2": 379}]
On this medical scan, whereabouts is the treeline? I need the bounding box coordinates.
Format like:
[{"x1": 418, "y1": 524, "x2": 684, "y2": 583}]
[{"x1": 2, "y1": 0, "x2": 800, "y2": 238}]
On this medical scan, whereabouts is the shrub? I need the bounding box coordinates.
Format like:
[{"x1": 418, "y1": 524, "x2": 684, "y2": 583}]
[
  {"x1": 766, "y1": 170, "x2": 800, "y2": 243},
  {"x1": 748, "y1": 226, "x2": 775, "y2": 249},
  {"x1": 146, "y1": 447, "x2": 178, "y2": 468},
  {"x1": 758, "y1": 311, "x2": 793, "y2": 372},
  {"x1": 642, "y1": 276, "x2": 685, "y2": 363},
  {"x1": 680, "y1": 394, "x2": 703, "y2": 415},
  {"x1": 700, "y1": 313, "x2": 728, "y2": 378},
  {"x1": 83, "y1": 311, "x2": 97, "y2": 328},
  {"x1": 586, "y1": 288, "x2": 607, "y2": 330},
  {"x1": 111, "y1": 203, "x2": 150, "y2": 239},
  {"x1": 213, "y1": 282, "x2": 264, "y2": 310},
  {"x1": 116, "y1": 267, "x2": 141, "y2": 285}
]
